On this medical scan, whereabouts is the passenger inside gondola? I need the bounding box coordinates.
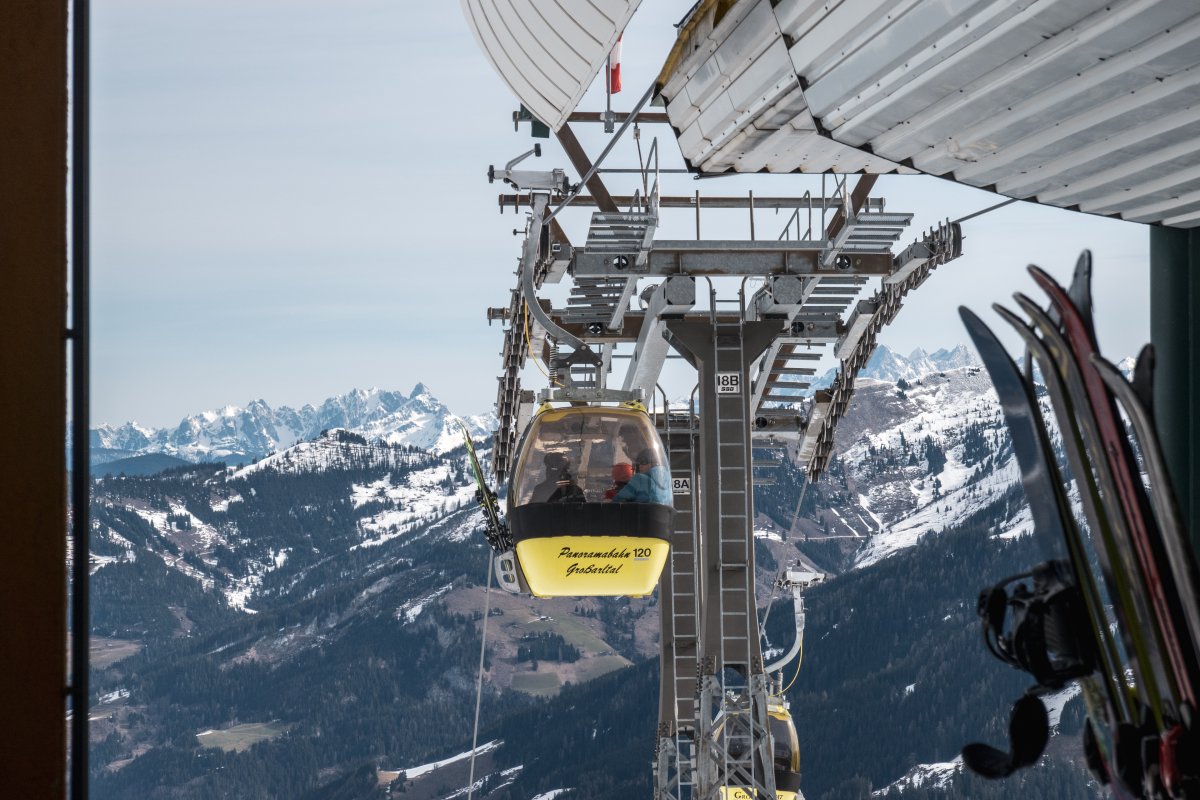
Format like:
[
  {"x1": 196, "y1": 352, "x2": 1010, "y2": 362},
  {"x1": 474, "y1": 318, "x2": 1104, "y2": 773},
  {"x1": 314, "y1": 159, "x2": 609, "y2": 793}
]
[
  {"x1": 548, "y1": 468, "x2": 585, "y2": 502},
  {"x1": 530, "y1": 452, "x2": 570, "y2": 502},
  {"x1": 530, "y1": 452, "x2": 586, "y2": 503},
  {"x1": 616, "y1": 423, "x2": 646, "y2": 465},
  {"x1": 614, "y1": 448, "x2": 671, "y2": 504},
  {"x1": 603, "y1": 462, "x2": 633, "y2": 500}
]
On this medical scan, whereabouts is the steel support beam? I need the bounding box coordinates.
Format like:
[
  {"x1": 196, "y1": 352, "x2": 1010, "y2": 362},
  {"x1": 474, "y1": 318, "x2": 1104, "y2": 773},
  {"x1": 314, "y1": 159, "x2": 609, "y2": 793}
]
[
  {"x1": 576, "y1": 241, "x2": 893, "y2": 277},
  {"x1": 1150, "y1": 226, "x2": 1200, "y2": 555},
  {"x1": 568, "y1": 110, "x2": 672, "y2": 125},
  {"x1": 501, "y1": 193, "x2": 850, "y2": 210},
  {"x1": 666, "y1": 319, "x2": 779, "y2": 675},
  {"x1": 623, "y1": 277, "x2": 696, "y2": 397},
  {"x1": 555, "y1": 123, "x2": 618, "y2": 213}
]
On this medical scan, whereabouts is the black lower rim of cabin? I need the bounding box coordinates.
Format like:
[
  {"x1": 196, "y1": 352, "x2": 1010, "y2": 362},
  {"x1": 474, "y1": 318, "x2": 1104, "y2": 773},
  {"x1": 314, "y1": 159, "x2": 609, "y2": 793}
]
[{"x1": 509, "y1": 502, "x2": 674, "y2": 541}]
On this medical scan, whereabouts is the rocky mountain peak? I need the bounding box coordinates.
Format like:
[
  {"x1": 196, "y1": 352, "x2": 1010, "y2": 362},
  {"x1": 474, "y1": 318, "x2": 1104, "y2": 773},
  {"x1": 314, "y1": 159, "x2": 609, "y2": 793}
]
[{"x1": 89, "y1": 386, "x2": 495, "y2": 468}]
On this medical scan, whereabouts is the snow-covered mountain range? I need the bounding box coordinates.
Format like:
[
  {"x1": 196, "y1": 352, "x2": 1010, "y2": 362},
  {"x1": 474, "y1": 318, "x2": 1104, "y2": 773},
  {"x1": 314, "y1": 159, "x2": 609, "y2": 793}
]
[
  {"x1": 812, "y1": 343, "x2": 979, "y2": 390},
  {"x1": 89, "y1": 384, "x2": 495, "y2": 466}
]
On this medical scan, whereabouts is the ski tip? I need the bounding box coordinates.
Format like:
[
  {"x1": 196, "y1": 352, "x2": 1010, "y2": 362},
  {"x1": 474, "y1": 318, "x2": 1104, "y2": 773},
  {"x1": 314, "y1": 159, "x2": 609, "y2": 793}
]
[
  {"x1": 960, "y1": 305, "x2": 992, "y2": 338},
  {"x1": 960, "y1": 306, "x2": 1014, "y2": 365},
  {"x1": 1067, "y1": 251, "x2": 1096, "y2": 331},
  {"x1": 1089, "y1": 352, "x2": 1124, "y2": 391},
  {"x1": 990, "y1": 303, "x2": 1035, "y2": 344},
  {"x1": 1026, "y1": 263, "x2": 1062, "y2": 294},
  {"x1": 1073, "y1": 250, "x2": 1093, "y2": 283},
  {"x1": 1135, "y1": 343, "x2": 1155, "y2": 379},
  {"x1": 1010, "y1": 292, "x2": 1045, "y2": 321},
  {"x1": 991, "y1": 301, "x2": 1021, "y2": 324}
]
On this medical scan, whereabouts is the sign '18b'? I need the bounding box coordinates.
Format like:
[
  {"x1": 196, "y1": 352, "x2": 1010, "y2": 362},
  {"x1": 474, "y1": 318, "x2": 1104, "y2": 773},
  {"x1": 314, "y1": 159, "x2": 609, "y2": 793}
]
[{"x1": 716, "y1": 372, "x2": 741, "y2": 394}]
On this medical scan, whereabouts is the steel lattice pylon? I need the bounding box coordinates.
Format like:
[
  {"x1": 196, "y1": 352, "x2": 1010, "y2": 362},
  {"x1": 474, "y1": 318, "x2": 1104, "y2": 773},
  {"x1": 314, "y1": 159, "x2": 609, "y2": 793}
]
[{"x1": 483, "y1": 151, "x2": 962, "y2": 799}]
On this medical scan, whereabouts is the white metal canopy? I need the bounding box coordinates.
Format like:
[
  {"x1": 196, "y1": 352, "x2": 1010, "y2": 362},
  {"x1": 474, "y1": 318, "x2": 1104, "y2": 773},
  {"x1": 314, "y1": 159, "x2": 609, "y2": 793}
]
[
  {"x1": 658, "y1": 0, "x2": 1200, "y2": 228},
  {"x1": 460, "y1": 0, "x2": 641, "y2": 132}
]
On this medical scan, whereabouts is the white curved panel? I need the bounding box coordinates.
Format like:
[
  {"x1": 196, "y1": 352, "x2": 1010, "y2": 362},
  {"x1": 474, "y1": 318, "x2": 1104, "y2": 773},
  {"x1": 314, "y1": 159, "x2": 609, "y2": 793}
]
[
  {"x1": 461, "y1": 0, "x2": 641, "y2": 131},
  {"x1": 659, "y1": 0, "x2": 1200, "y2": 226}
]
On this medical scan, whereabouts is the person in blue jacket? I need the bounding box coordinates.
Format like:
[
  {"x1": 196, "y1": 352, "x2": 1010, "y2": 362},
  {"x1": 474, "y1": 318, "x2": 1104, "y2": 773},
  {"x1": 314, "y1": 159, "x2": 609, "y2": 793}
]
[{"x1": 614, "y1": 448, "x2": 672, "y2": 505}]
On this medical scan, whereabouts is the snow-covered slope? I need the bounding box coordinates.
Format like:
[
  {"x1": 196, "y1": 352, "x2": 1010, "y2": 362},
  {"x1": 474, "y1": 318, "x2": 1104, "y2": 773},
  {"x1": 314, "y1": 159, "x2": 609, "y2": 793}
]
[
  {"x1": 91, "y1": 431, "x2": 484, "y2": 615},
  {"x1": 810, "y1": 343, "x2": 979, "y2": 391},
  {"x1": 792, "y1": 348, "x2": 1087, "y2": 569},
  {"x1": 833, "y1": 368, "x2": 1027, "y2": 568},
  {"x1": 91, "y1": 384, "x2": 495, "y2": 465}
]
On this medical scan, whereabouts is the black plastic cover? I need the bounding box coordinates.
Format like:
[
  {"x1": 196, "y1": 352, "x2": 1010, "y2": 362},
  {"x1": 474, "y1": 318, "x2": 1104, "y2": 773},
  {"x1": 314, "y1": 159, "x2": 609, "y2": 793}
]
[{"x1": 509, "y1": 501, "x2": 674, "y2": 541}]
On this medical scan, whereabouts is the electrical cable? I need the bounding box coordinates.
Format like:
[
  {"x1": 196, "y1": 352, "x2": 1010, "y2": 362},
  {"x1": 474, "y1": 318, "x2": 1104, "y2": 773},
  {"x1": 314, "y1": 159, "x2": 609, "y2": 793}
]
[
  {"x1": 779, "y1": 638, "x2": 804, "y2": 695},
  {"x1": 465, "y1": 555, "x2": 494, "y2": 800}
]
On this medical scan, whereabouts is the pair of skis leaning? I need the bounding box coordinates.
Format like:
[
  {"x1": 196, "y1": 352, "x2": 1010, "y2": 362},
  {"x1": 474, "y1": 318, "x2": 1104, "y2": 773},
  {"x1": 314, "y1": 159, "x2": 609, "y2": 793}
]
[{"x1": 961, "y1": 252, "x2": 1200, "y2": 799}]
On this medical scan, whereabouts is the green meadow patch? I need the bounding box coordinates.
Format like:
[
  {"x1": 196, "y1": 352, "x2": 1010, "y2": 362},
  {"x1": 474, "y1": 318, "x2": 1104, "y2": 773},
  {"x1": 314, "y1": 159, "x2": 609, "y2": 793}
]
[
  {"x1": 196, "y1": 721, "x2": 289, "y2": 752},
  {"x1": 510, "y1": 671, "x2": 561, "y2": 696}
]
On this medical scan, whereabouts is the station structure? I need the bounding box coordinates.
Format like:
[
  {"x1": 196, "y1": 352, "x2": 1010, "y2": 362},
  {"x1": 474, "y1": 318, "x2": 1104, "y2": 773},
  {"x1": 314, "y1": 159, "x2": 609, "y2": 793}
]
[
  {"x1": 461, "y1": 1, "x2": 1200, "y2": 797},
  {"x1": 1, "y1": 1, "x2": 1199, "y2": 797}
]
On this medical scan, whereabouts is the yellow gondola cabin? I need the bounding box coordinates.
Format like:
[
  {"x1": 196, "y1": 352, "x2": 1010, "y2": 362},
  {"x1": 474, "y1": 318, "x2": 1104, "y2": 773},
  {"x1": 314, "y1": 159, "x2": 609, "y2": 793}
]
[
  {"x1": 714, "y1": 699, "x2": 802, "y2": 799},
  {"x1": 506, "y1": 405, "x2": 673, "y2": 597}
]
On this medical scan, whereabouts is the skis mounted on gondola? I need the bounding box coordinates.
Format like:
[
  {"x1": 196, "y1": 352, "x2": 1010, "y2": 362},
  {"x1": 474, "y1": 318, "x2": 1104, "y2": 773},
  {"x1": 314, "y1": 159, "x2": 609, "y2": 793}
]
[
  {"x1": 458, "y1": 421, "x2": 512, "y2": 553},
  {"x1": 959, "y1": 252, "x2": 1200, "y2": 799}
]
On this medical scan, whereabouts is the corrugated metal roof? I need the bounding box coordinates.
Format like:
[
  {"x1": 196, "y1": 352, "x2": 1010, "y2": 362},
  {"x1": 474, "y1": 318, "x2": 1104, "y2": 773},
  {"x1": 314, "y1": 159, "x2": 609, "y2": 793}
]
[
  {"x1": 659, "y1": 0, "x2": 1200, "y2": 227},
  {"x1": 661, "y1": 0, "x2": 915, "y2": 175},
  {"x1": 460, "y1": 0, "x2": 640, "y2": 132}
]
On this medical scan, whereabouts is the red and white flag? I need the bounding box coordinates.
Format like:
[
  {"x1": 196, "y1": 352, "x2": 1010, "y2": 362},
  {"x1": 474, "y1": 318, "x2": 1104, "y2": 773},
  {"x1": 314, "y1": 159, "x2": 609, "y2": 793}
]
[{"x1": 609, "y1": 34, "x2": 623, "y2": 94}]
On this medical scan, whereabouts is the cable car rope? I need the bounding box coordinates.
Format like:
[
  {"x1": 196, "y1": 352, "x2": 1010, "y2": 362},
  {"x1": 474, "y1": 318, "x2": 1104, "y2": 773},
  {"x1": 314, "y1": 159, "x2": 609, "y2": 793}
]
[
  {"x1": 465, "y1": 556, "x2": 494, "y2": 800},
  {"x1": 787, "y1": 477, "x2": 810, "y2": 539},
  {"x1": 952, "y1": 197, "x2": 1018, "y2": 225},
  {"x1": 759, "y1": 571, "x2": 783, "y2": 641}
]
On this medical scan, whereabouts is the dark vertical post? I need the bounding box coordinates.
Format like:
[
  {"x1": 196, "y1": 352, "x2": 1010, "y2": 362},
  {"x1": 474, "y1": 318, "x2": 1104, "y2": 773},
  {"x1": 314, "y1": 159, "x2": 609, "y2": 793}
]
[
  {"x1": 0, "y1": 1, "x2": 70, "y2": 796},
  {"x1": 71, "y1": 0, "x2": 92, "y2": 796},
  {"x1": 1150, "y1": 226, "x2": 1200, "y2": 556}
]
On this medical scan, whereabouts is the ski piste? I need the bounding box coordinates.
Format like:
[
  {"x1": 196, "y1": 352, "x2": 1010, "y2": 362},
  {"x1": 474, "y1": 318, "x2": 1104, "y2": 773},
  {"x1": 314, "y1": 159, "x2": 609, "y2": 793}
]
[
  {"x1": 1030, "y1": 262, "x2": 1199, "y2": 717},
  {"x1": 457, "y1": 421, "x2": 511, "y2": 553},
  {"x1": 959, "y1": 306, "x2": 1136, "y2": 797}
]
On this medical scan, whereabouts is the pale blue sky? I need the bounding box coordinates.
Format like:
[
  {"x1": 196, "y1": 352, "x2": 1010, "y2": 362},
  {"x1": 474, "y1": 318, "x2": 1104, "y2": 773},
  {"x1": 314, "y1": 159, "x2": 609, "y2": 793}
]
[{"x1": 93, "y1": 1, "x2": 1149, "y2": 427}]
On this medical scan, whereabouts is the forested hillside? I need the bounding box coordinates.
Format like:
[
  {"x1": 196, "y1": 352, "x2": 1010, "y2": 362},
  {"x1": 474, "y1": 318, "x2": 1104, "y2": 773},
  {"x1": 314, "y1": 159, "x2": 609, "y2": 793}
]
[{"x1": 454, "y1": 492, "x2": 1099, "y2": 800}]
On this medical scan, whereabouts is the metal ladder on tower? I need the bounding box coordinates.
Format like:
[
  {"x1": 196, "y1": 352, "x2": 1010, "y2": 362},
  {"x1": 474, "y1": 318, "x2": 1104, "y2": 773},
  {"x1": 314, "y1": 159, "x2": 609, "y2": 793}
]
[
  {"x1": 710, "y1": 293, "x2": 773, "y2": 798},
  {"x1": 657, "y1": 400, "x2": 701, "y2": 800},
  {"x1": 663, "y1": 302, "x2": 783, "y2": 800}
]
